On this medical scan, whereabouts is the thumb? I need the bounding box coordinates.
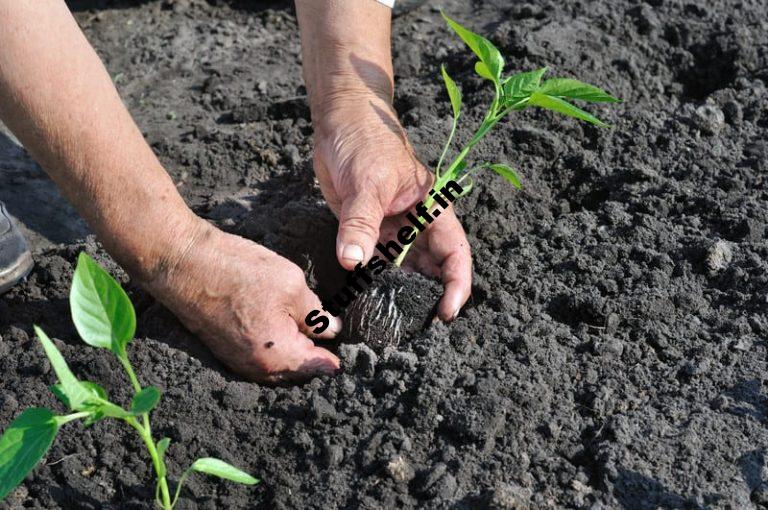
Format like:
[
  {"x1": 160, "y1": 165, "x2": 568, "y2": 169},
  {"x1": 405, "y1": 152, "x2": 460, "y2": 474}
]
[{"x1": 336, "y1": 189, "x2": 385, "y2": 270}]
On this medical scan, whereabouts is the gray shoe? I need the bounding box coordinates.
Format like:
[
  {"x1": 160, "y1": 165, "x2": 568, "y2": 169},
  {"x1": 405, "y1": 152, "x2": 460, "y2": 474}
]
[{"x1": 0, "y1": 202, "x2": 33, "y2": 294}]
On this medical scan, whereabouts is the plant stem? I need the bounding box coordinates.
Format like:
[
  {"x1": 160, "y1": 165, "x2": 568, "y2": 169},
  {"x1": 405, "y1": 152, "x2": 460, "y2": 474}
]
[
  {"x1": 120, "y1": 352, "x2": 172, "y2": 509},
  {"x1": 119, "y1": 352, "x2": 142, "y2": 394},
  {"x1": 436, "y1": 117, "x2": 458, "y2": 178},
  {"x1": 55, "y1": 411, "x2": 91, "y2": 426},
  {"x1": 118, "y1": 354, "x2": 153, "y2": 437},
  {"x1": 170, "y1": 468, "x2": 193, "y2": 507},
  {"x1": 393, "y1": 189, "x2": 438, "y2": 267},
  {"x1": 126, "y1": 417, "x2": 173, "y2": 510},
  {"x1": 394, "y1": 112, "x2": 502, "y2": 267},
  {"x1": 394, "y1": 86, "x2": 519, "y2": 267}
]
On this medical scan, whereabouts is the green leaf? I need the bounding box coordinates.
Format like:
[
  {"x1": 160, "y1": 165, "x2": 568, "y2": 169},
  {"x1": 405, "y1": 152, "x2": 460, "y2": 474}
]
[
  {"x1": 188, "y1": 458, "x2": 259, "y2": 485},
  {"x1": 49, "y1": 377, "x2": 127, "y2": 425},
  {"x1": 502, "y1": 67, "x2": 548, "y2": 105},
  {"x1": 34, "y1": 326, "x2": 92, "y2": 410},
  {"x1": 443, "y1": 155, "x2": 468, "y2": 182},
  {"x1": 442, "y1": 11, "x2": 504, "y2": 83},
  {"x1": 49, "y1": 390, "x2": 128, "y2": 425},
  {"x1": 131, "y1": 387, "x2": 161, "y2": 415},
  {"x1": 0, "y1": 408, "x2": 59, "y2": 500},
  {"x1": 87, "y1": 402, "x2": 131, "y2": 421},
  {"x1": 440, "y1": 65, "x2": 462, "y2": 119},
  {"x1": 49, "y1": 385, "x2": 69, "y2": 408},
  {"x1": 157, "y1": 438, "x2": 171, "y2": 478},
  {"x1": 82, "y1": 410, "x2": 106, "y2": 427},
  {"x1": 474, "y1": 61, "x2": 495, "y2": 81},
  {"x1": 70, "y1": 252, "x2": 136, "y2": 356},
  {"x1": 538, "y1": 78, "x2": 620, "y2": 103},
  {"x1": 488, "y1": 164, "x2": 523, "y2": 189},
  {"x1": 528, "y1": 91, "x2": 608, "y2": 127},
  {"x1": 157, "y1": 438, "x2": 171, "y2": 461},
  {"x1": 50, "y1": 382, "x2": 107, "y2": 409},
  {"x1": 82, "y1": 382, "x2": 108, "y2": 400}
]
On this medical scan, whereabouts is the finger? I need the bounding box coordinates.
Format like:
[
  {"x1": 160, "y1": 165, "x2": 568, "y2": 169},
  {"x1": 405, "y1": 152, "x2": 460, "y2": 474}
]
[
  {"x1": 336, "y1": 188, "x2": 385, "y2": 270},
  {"x1": 312, "y1": 155, "x2": 342, "y2": 214},
  {"x1": 294, "y1": 286, "x2": 342, "y2": 340},
  {"x1": 426, "y1": 209, "x2": 472, "y2": 321},
  {"x1": 438, "y1": 248, "x2": 472, "y2": 321},
  {"x1": 388, "y1": 159, "x2": 435, "y2": 213},
  {"x1": 248, "y1": 321, "x2": 341, "y2": 384},
  {"x1": 401, "y1": 247, "x2": 441, "y2": 278},
  {"x1": 285, "y1": 331, "x2": 341, "y2": 382}
]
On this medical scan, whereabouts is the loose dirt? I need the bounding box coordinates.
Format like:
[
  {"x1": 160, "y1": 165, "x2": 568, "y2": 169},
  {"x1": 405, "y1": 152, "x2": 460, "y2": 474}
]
[{"x1": 2, "y1": 0, "x2": 768, "y2": 508}]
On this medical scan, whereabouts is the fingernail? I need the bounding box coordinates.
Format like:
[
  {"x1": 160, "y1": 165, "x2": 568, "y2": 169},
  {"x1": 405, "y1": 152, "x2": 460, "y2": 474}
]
[
  {"x1": 451, "y1": 307, "x2": 461, "y2": 321},
  {"x1": 342, "y1": 244, "x2": 364, "y2": 263},
  {"x1": 328, "y1": 316, "x2": 342, "y2": 334},
  {"x1": 305, "y1": 357, "x2": 339, "y2": 374}
]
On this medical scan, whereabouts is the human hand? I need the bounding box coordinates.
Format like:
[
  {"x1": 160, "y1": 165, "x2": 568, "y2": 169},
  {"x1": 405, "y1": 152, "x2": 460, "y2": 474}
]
[
  {"x1": 311, "y1": 91, "x2": 473, "y2": 321},
  {"x1": 147, "y1": 220, "x2": 341, "y2": 383},
  {"x1": 295, "y1": 0, "x2": 472, "y2": 321},
  {"x1": 0, "y1": 0, "x2": 341, "y2": 383}
]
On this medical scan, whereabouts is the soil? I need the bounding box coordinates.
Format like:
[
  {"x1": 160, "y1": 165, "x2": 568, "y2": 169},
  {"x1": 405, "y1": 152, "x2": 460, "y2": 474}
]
[
  {"x1": 340, "y1": 268, "x2": 443, "y2": 353},
  {"x1": 1, "y1": 0, "x2": 768, "y2": 508}
]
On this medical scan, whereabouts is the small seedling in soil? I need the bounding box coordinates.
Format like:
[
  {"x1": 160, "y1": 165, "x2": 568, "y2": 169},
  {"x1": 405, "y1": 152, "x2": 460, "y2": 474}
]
[
  {"x1": 0, "y1": 253, "x2": 258, "y2": 509},
  {"x1": 343, "y1": 13, "x2": 621, "y2": 351}
]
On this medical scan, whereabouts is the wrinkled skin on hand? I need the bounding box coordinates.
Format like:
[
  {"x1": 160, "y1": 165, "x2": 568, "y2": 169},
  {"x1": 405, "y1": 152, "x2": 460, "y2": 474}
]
[
  {"x1": 147, "y1": 90, "x2": 472, "y2": 383},
  {"x1": 147, "y1": 221, "x2": 341, "y2": 383},
  {"x1": 312, "y1": 92, "x2": 473, "y2": 321}
]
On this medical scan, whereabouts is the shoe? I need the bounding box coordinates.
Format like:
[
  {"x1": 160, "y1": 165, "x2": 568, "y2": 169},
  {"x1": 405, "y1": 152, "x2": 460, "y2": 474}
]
[{"x1": 0, "y1": 202, "x2": 33, "y2": 294}]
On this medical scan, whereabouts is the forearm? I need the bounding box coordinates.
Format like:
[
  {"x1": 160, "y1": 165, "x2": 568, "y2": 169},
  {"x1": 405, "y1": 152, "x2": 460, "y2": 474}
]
[
  {"x1": 0, "y1": 0, "x2": 202, "y2": 284},
  {"x1": 295, "y1": 0, "x2": 394, "y2": 112}
]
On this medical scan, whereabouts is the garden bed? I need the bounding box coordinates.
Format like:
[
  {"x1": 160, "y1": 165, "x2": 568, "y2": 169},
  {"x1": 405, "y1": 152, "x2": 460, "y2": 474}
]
[{"x1": 2, "y1": 0, "x2": 768, "y2": 508}]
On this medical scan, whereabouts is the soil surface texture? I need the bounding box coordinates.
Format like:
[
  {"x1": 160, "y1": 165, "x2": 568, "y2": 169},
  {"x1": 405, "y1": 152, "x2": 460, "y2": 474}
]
[{"x1": 2, "y1": 0, "x2": 768, "y2": 508}]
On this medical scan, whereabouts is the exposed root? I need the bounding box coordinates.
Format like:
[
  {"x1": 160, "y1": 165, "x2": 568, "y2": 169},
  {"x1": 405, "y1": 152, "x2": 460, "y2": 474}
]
[{"x1": 344, "y1": 285, "x2": 413, "y2": 351}]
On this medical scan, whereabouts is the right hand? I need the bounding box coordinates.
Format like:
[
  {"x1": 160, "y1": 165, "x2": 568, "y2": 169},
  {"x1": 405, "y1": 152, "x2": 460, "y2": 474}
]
[
  {"x1": 146, "y1": 220, "x2": 341, "y2": 383},
  {"x1": 311, "y1": 90, "x2": 473, "y2": 321}
]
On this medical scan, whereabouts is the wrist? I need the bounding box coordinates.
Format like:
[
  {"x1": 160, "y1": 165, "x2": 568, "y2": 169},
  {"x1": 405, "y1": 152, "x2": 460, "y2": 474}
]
[
  {"x1": 90, "y1": 186, "x2": 208, "y2": 292},
  {"x1": 133, "y1": 211, "x2": 210, "y2": 289},
  {"x1": 136, "y1": 213, "x2": 213, "y2": 306},
  {"x1": 311, "y1": 88, "x2": 398, "y2": 150},
  {"x1": 295, "y1": 0, "x2": 394, "y2": 115}
]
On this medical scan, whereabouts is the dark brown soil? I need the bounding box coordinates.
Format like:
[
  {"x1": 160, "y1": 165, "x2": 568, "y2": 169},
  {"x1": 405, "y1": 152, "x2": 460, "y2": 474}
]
[
  {"x1": 2, "y1": 0, "x2": 768, "y2": 508},
  {"x1": 340, "y1": 268, "x2": 442, "y2": 353}
]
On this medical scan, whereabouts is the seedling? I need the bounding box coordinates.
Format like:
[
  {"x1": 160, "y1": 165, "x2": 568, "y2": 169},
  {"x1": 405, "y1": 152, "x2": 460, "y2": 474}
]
[
  {"x1": 0, "y1": 253, "x2": 258, "y2": 508},
  {"x1": 394, "y1": 13, "x2": 621, "y2": 266}
]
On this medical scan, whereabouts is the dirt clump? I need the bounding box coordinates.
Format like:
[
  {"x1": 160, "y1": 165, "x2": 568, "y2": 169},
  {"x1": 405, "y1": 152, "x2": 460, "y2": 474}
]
[{"x1": 340, "y1": 267, "x2": 442, "y2": 353}]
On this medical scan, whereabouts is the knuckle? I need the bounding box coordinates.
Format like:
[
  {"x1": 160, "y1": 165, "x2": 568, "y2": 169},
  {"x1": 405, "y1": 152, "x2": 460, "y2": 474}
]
[
  {"x1": 341, "y1": 214, "x2": 379, "y2": 238},
  {"x1": 282, "y1": 263, "x2": 307, "y2": 287}
]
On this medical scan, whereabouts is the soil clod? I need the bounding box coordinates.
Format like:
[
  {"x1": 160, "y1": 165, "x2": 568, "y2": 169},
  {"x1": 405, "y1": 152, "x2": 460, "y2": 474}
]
[{"x1": 340, "y1": 268, "x2": 441, "y2": 354}]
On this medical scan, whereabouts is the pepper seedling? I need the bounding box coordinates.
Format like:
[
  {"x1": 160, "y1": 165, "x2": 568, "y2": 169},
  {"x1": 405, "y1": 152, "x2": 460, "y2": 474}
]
[
  {"x1": 394, "y1": 12, "x2": 621, "y2": 266},
  {"x1": 0, "y1": 253, "x2": 258, "y2": 509}
]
